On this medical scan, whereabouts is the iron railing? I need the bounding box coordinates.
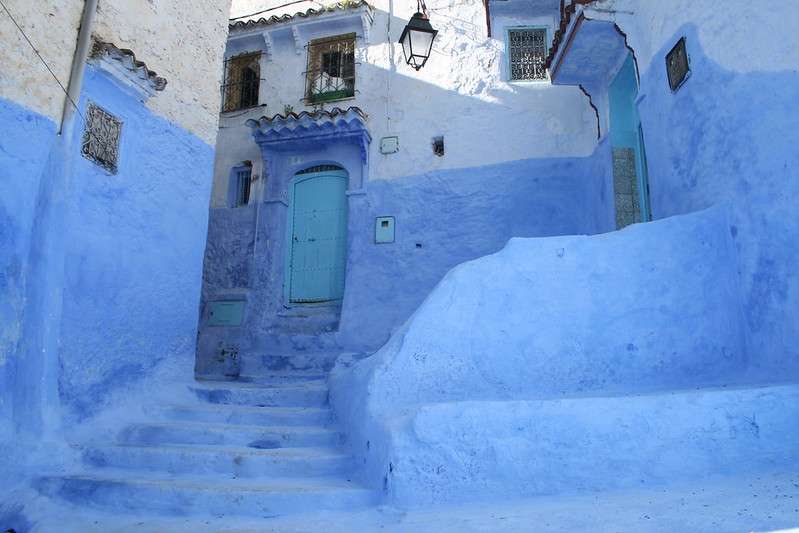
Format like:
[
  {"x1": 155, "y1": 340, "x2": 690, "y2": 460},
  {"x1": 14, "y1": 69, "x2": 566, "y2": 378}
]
[
  {"x1": 222, "y1": 53, "x2": 261, "y2": 112},
  {"x1": 304, "y1": 33, "x2": 356, "y2": 104}
]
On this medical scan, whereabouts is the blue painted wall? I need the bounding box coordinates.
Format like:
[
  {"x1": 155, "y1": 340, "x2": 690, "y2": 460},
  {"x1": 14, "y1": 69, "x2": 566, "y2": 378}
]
[
  {"x1": 637, "y1": 25, "x2": 799, "y2": 379},
  {"x1": 56, "y1": 66, "x2": 215, "y2": 424},
  {"x1": 0, "y1": 97, "x2": 58, "y2": 459},
  {"x1": 339, "y1": 142, "x2": 614, "y2": 348}
]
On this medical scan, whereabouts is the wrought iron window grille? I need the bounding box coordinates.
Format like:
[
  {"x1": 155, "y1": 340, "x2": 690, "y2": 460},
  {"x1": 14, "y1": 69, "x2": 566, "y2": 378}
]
[
  {"x1": 507, "y1": 28, "x2": 548, "y2": 81},
  {"x1": 235, "y1": 167, "x2": 252, "y2": 207},
  {"x1": 81, "y1": 102, "x2": 122, "y2": 174},
  {"x1": 304, "y1": 33, "x2": 356, "y2": 104},
  {"x1": 221, "y1": 53, "x2": 261, "y2": 112}
]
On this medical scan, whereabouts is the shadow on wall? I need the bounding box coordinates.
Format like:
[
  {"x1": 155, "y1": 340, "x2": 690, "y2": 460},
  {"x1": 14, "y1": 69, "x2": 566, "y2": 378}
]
[
  {"x1": 338, "y1": 142, "x2": 614, "y2": 349},
  {"x1": 201, "y1": 44, "x2": 612, "y2": 351},
  {"x1": 637, "y1": 24, "x2": 799, "y2": 377}
]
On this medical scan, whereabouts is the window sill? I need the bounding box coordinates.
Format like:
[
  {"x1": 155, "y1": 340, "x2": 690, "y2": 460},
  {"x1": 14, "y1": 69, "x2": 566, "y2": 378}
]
[
  {"x1": 220, "y1": 104, "x2": 266, "y2": 116},
  {"x1": 305, "y1": 92, "x2": 356, "y2": 105}
]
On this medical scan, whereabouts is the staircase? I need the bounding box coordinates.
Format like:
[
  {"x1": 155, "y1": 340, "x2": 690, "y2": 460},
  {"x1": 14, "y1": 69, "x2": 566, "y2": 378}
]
[{"x1": 36, "y1": 348, "x2": 376, "y2": 519}]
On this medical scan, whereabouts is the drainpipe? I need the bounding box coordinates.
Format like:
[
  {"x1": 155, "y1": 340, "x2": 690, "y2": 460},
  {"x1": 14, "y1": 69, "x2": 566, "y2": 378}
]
[{"x1": 60, "y1": 0, "x2": 98, "y2": 134}]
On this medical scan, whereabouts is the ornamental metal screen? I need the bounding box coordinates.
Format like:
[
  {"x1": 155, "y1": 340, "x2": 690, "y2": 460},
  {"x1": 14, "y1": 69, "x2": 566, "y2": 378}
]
[
  {"x1": 222, "y1": 53, "x2": 261, "y2": 112},
  {"x1": 508, "y1": 28, "x2": 548, "y2": 81},
  {"x1": 304, "y1": 33, "x2": 355, "y2": 104},
  {"x1": 235, "y1": 167, "x2": 251, "y2": 207},
  {"x1": 81, "y1": 102, "x2": 122, "y2": 174}
]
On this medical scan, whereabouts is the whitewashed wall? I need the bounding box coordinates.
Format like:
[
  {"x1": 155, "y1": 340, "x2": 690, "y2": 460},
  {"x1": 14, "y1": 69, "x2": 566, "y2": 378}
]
[
  {"x1": 0, "y1": 0, "x2": 231, "y2": 143},
  {"x1": 212, "y1": 0, "x2": 599, "y2": 206}
]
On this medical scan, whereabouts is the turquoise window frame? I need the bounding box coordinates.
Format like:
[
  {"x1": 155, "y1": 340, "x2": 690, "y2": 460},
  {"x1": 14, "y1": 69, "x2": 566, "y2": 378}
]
[{"x1": 504, "y1": 26, "x2": 551, "y2": 83}]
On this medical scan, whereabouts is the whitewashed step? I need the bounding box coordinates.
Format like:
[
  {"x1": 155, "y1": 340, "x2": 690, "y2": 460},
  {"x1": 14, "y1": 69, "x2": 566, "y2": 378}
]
[
  {"x1": 118, "y1": 421, "x2": 340, "y2": 448},
  {"x1": 156, "y1": 404, "x2": 333, "y2": 427},
  {"x1": 36, "y1": 471, "x2": 377, "y2": 518},
  {"x1": 190, "y1": 381, "x2": 328, "y2": 407},
  {"x1": 81, "y1": 444, "x2": 351, "y2": 478},
  {"x1": 241, "y1": 352, "x2": 343, "y2": 374}
]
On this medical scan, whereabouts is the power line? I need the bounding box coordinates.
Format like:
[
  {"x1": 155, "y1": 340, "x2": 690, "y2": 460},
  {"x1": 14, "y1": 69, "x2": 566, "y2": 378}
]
[
  {"x1": 229, "y1": 0, "x2": 325, "y2": 22},
  {"x1": 0, "y1": 0, "x2": 82, "y2": 117}
]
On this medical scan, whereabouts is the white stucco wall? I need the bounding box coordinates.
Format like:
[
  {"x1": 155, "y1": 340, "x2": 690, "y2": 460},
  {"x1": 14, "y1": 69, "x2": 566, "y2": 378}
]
[
  {"x1": 0, "y1": 0, "x2": 232, "y2": 144},
  {"x1": 212, "y1": 0, "x2": 599, "y2": 206}
]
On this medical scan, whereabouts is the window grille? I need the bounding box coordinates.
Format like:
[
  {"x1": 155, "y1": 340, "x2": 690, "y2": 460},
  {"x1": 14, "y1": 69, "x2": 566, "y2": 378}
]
[
  {"x1": 222, "y1": 53, "x2": 261, "y2": 112},
  {"x1": 305, "y1": 34, "x2": 356, "y2": 104},
  {"x1": 508, "y1": 28, "x2": 548, "y2": 81},
  {"x1": 666, "y1": 37, "x2": 690, "y2": 92},
  {"x1": 81, "y1": 102, "x2": 122, "y2": 174},
  {"x1": 235, "y1": 167, "x2": 251, "y2": 207},
  {"x1": 296, "y1": 164, "x2": 343, "y2": 175}
]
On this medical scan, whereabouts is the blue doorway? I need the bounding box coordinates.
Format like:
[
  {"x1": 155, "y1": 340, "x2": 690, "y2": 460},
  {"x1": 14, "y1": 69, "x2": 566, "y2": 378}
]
[
  {"x1": 609, "y1": 53, "x2": 652, "y2": 228},
  {"x1": 285, "y1": 167, "x2": 348, "y2": 304}
]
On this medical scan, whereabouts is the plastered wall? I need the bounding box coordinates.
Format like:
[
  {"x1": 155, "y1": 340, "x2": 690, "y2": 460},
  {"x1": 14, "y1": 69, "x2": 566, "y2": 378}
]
[
  {"x1": 212, "y1": 0, "x2": 599, "y2": 205},
  {"x1": 0, "y1": 0, "x2": 231, "y2": 144}
]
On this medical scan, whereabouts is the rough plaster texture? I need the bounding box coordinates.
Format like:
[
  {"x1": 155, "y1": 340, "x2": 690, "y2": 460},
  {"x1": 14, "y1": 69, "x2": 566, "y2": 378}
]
[
  {"x1": 0, "y1": 0, "x2": 230, "y2": 143},
  {"x1": 57, "y1": 66, "x2": 215, "y2": 425},
  {"x1": 212, "y1": 0, "x2": 597, "y2": 205},
  {"x1": 331, "y1": 206, "x2": 753, "y2": 502},
  {"x1": 582, "y1": 0, "x2": 799, "y2": 378}
]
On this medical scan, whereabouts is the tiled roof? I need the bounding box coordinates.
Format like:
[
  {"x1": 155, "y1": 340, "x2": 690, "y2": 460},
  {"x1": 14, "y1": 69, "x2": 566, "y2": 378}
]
[
  {"x1": 229, "y1": 0, "x2": 372, "y2": 31},
  {"x1": 246, "y1": 106, "x2": 367, "y2": 128},
  {"x1": 90, "y1": 40, "x2": 167, "y2": 91},
  {"x1": 545, "y1": 0, "x2": 598, "y2": 69}
]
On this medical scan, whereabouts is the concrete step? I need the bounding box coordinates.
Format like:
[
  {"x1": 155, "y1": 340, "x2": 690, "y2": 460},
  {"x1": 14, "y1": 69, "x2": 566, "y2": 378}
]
[
  {"x1": 36, "y1": 471, "x2": 377, "y2": 518},
  {"x1": 156, "y1": 404, "x2": 333, "y2": 427},
  {"x1": 379, "y1": 383, "x2": 799, "y2": 505},
  {"x1": 190, "y1": 381, "x2": 328, "y2": 407},
  {"x1": 118, "y1": 421, "x2": 340, "y2": 449},
  {"x1": 81, "y1": 444, "x2": 352, "y2": 478},
  {"x1": 240, "y1": 352, "x2": 342, "y2": 374}
]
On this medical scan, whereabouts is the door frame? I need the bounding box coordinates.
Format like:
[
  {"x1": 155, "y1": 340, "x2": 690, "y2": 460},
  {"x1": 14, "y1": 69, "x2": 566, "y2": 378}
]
[{"x1": 283, "y1": 168, "x2": 349, "y2": 306}]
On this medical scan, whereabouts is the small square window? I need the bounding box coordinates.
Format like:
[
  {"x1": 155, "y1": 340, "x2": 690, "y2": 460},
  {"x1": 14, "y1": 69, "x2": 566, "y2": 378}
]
[
  {"x1": 81, "y1": 102, "x2": 122, "y2": 174},
  {"x1": 666, "y1": 37, "x2": 690, "y2": 92},
  {"x1": 508, "y1": 28, "x2": 548, "y2": 81},
  {"x1": 305, "y1": 33, "x2": 356, "y2": 103}
]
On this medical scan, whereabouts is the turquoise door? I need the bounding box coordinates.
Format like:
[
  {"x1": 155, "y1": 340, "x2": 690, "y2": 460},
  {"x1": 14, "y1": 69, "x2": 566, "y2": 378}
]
[
  {"x1": 609, "y1": 53, "x2": 652, "y2": 227},
  {"x1": 286, "y1": 170, "x2": 348, "y2": 303}
]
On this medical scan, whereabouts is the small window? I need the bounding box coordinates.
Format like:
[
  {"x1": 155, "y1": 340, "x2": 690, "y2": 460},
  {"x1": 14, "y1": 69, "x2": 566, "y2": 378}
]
[
  {"x1": 222, "y1": 53, "x2": 260, "y2": 112},
  {"x1": 81, "y1": 102, "x2": 122, "y2": 174},
  {"x1": 305, "y1": 33, "x2": 356, "y2": 104},
  {"x1": 507, "y1": 28, "x2": 548, "y2": 81},
  {"x1": 232, "y1": 166, "x2": 251, "y2": 207},
  {"x1": 666, "y1": 37, "x2": 690, "y2": 92}
]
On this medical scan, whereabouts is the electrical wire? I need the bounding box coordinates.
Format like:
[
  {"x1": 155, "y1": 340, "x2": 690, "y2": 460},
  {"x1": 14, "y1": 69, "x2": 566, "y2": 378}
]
[
  {"x1": 0, "y1": 0, "x2": 82, "y2": 118},
  {"x1": 230, "y1": 0, "x2": 325, "y2": 21}
]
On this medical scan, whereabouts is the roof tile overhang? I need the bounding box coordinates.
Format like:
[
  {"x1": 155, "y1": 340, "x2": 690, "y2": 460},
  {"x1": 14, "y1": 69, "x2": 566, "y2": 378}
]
[
  {"x1": 229, "y1": 0, "x2": 373, "y2": 31},
  {"x1": 546, "y1": 10, "x2": 630, "y2": 87},
  {"x1": 246, "y1": 107, "x2": 371, "y2": 161},
  {"x1": 89, "y1": 40, "x2": 167, "y2": 96}
]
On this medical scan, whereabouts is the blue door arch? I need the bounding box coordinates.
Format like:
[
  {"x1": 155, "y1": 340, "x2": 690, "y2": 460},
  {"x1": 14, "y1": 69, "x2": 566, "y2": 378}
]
[{"x1": 285, "y1": 168, "x2": 348, "y2": 304}]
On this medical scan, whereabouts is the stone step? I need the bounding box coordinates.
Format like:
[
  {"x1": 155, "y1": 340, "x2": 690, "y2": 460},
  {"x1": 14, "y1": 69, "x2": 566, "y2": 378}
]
[
  {"x1": 118, "y1": 421, "x2": 340, "y2": 449},
  {"x1": 81, "y1": 444, "x2": 352, "y2": 478},
  {"x1": 36, "y1": 471, "x2": 377, "y2": 518},
  {"x1": 190, "y1": 381, "x2": 328, "y2": 407},
  {"x1": 240, "y1": 352, "x2": 343, "y2": 374},
  {"x1": 156, "y1": 404, "x2": 333, "y2": 427}
]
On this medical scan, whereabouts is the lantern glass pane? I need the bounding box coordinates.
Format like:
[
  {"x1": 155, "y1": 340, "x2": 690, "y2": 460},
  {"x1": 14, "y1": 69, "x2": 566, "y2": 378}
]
[
  {"x1": 411, "y1": 29, "x2": 434, "y2": 59},
  {"x1": 401, "y1": 34, "x2": 412, "y2": 61}
]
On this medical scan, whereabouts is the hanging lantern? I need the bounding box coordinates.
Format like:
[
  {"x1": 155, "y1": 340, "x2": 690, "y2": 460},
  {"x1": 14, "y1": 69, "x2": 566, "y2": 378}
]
[{"x1": 399, "y1": 8, "x2": 437, "y2": 71}]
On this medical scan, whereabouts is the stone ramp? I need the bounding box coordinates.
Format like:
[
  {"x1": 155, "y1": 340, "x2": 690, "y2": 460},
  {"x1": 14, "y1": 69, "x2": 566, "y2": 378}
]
[{"x1": 378, "y1": 382, "x2": 799, "y2": 505}]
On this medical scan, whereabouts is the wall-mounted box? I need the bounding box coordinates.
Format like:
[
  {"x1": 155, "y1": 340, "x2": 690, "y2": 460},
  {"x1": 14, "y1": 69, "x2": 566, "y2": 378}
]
[
  {"x1": 380, "y1": 136, "x2": 399, "y2": 154},
  {"x1": 375, "y1": 216, "x2": 395, "y2": 244},
  {"x1": 207, "y1": 300, "x2": 246, "y2": 326}
]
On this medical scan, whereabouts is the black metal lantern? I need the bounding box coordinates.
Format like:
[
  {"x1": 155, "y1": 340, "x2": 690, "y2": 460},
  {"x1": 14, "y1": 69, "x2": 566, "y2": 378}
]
[{"x1": 398, "y1": 7, "x2": 437, "y2": 71}]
